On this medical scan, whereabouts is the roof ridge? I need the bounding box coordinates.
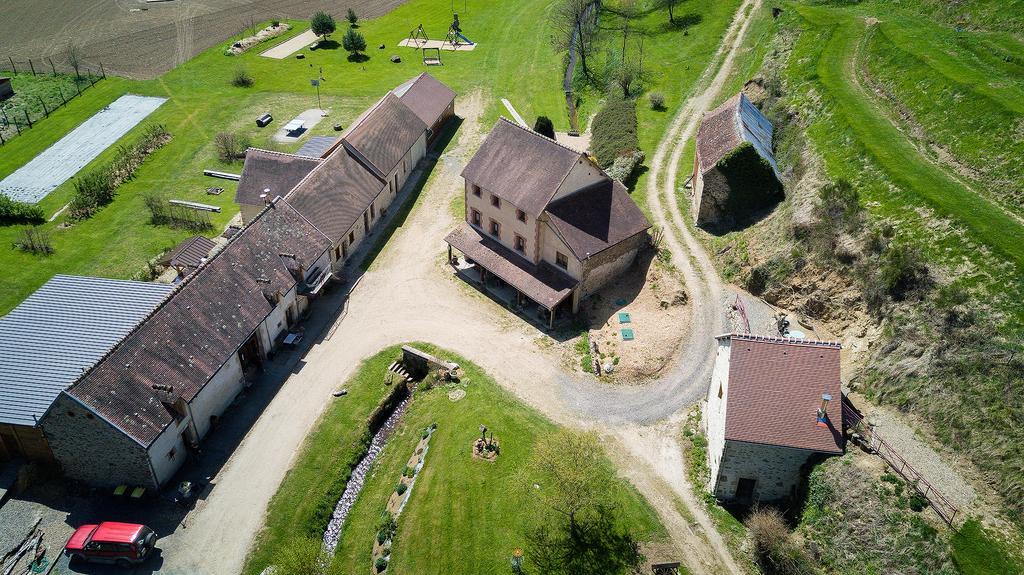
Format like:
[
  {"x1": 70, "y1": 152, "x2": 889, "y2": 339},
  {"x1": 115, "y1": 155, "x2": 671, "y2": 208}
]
[
  {"x1": 245, "y1": 147, "x2": 324, "y2": 162},
  {"x1": 497, "y1": 116, "x2": 584, "y2": 157},
  {"x1": 717, "y1": 332, "x2": 842, "y2": 348}
]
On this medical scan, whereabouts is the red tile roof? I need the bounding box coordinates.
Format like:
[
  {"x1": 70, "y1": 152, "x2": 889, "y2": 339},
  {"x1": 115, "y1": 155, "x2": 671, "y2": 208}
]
[
  {"x1": 720, "y1": 334, "x2": 844, "y2": 454},
  {"x1": 461, "y1": 119, "x2": 583, "y2": 217},
  {"x1": 65, "y1": 199, "x2": 331, "y2": 446},
  {"x1": 544, "y1": 179, "x2": 650, "y2": 260},
  {"x1": 696, "y1": 95, "x2": 744, "y2": 175}
]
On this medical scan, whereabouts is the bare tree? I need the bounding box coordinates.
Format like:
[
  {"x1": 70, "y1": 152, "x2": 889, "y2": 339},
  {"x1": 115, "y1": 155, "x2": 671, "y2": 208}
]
[
  {"x1": 65, "y1": 42, "x2": 82, "y2": 79},
  {"x1": 550, "y1": 0, "x2": 596, "y2": 77}
]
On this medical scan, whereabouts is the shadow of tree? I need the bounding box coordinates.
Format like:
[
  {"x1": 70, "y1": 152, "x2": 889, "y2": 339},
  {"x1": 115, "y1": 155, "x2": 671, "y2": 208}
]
[
  {"x1": 526, "y1": 505, "x2": 644, "y2": 575},
  {"x1": 315, "y1": 39, "x2": 341, "y2": 50},
  {"x1": 657, "y1": 13, "x2": 703, "y2": 33},
  {"x1": 346, "y1": 53, "x2": 370, "y2": 63}
]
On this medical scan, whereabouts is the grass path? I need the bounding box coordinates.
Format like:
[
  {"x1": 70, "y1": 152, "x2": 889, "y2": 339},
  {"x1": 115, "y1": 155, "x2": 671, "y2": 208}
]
[{"x1": 800, "y1": 6, "x2": 1024, "y2": 271}]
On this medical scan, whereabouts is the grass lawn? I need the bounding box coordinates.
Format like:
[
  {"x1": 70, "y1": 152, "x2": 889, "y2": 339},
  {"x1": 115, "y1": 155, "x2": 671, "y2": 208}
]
[
  {"x1": 242, "y1": 346, "x2": 399, "y2": 575},
  {"x1": 951, "y1": 519, "x2": 1024, "y2": 575},
  {"x1": 245, "y1": 343, "x2": 667, "y2": 575}
]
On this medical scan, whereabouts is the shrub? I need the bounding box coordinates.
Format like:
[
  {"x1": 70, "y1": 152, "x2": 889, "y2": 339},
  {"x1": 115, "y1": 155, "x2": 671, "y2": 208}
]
[
  {"x1": 395, "y1": 483, "x2": 407, "y2": 495},
  {"x1": 649, "y1": 91, "x2": 666, "y2": 110},
  {"x1": 908, "y1": 493, "x2": 928, "y2": 512},
  {"x1": 746, "y1": 507, "x2": 816, "y2": 575},
  {"x1": 0, "y1": 195, "x2": 45, "y2": 226},
  {"x1": 533, "y1": 116, "x2": 555, "y2": 139},
  {"x1": 13, "y1": 226, "x2": 54, "y2": 255},
  {"x1": 402, "y1": 465, "x2": 413, "y2": 477},
  {"x1": 346, "y1": 8, "x2": 358, "y2": 25},
  {"x1": 311, "y1": 11, "x2": 336, "y2": 40},
  {"x1": 604, "y1": 150, "x2": 644, "y2": 183},
  {"x1": 421, "y1": 428, "x2": 430, "y2": 439},
  {"x1": 376, "y1": 512, "x2": 397, "y2": 542},
  {"x1": 144, "y1": 192, "x2": 213, "y2": 231},
  {"x1": 343, "y1": 28, "x2": 367, "y2": 57},
  {"x1": 232, "y1": 68, "x2": 254, "y2": 87},
  {"x1": 591, "y1": 96, "x2": 638, "y2": 167},
  {"x1": 271, "y1": 19, "x2": 280, "y2": 27},
  {"x1": 375, "y1": 556, "x2": 388, "y2": 572},
  {"x1": 215, "y1": 132, "x2": 251, "y2": 163}
]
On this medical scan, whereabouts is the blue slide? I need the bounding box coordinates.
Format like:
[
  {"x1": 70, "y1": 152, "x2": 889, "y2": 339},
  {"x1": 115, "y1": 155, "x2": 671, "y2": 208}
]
[{"x1": 456, "y1": 32, "x2": 475, "y2": 45}]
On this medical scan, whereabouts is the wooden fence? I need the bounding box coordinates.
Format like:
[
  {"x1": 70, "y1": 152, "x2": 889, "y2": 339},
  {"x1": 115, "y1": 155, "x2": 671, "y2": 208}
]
[{"x1": 842, "y1": 396, "x2": 960, "y2": 524}]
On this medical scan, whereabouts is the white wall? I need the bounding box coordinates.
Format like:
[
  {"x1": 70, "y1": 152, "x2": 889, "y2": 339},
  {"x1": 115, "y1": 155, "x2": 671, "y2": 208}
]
[
  {"x1": 539, "y1": 220, "x2": 582, "y2": 279},
  {"x1": 550, "y1": 158, "x2": 605, "y2": 202},
  {"x1": 147, "y1": 424, "x2": 187, "y2": 487},
  {"x1": 706, "y1": 338, "x2": 731, "y2": 492},
  {"x1": 189, "y1": 353, "x2": 245, "y2": 439}
]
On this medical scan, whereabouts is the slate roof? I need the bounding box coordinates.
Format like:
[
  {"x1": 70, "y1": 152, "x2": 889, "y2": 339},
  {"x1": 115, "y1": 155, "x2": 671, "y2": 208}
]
[
  {"x1": 295, "y1": 136, "x2": 340, "y2": 159},
  {"x1": 64, "y1": 200, "x2": 331, "y2": 446},
  {"x1": 341, "y1": 92, "x2": 427, "y2": 179},
  {"x1": 286, "y1": 146, "x2": 387, "y2": 241},
  {"x1": 235, "y1": 149, "x2": 322, "y2": 207},
  {"x1": 0, "y1": 276, "x2": 172, "y2": 427},
  {"x1": 544, "y1": 179, "x2": 651, "y2": 260},
  {"x1": 461, "y1": 119, "x2": 583, "y2": 217},
  {"x1": 393, "y1": 73, "x2": 456, "y2": 129},
  {"x1": 445, "y1": 223, "x2": 578, "y2": 309},
  {"x1": 719, "y1": 333, "x2": 843, "y2": 454},
  {"x1": 696, "y1": 93, "x2": 780, "y2": 178},
  {"x1": 161, "y1": 236, "x2": 217, "y2": 270}
]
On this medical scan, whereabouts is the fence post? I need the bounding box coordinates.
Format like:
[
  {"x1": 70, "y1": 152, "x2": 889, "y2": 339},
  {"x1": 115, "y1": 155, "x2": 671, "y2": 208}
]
[
  {"x1": 8, "y1": 56, "x2": 15, "y2": 74},
  {"x1": 100, "y1": 62, "x2": 106, "y2": 79},
  {"x1": 88, "y1": 73, "x2": 95, "y2": 87},
  {"x1": 37, "y1": 96, "x2": 49, "y2": 117},
  {"x1": 57, "y1": 85, "x2": 67, "y2": 105},
  {"x1": 48, "y1": 57, "x2": 57, "y2": 76},
  {"x1": 28, "y1": 59, "x2": 36, "y2": 75},
  {"x1": 23, "y1": 109, "x2": 32, "y2": 128}
]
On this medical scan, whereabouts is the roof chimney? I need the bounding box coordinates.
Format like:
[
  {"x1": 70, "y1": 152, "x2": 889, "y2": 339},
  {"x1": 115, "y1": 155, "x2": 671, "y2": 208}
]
[
  {"x1": 816, "y1": 393, "x2": 832, "y2": 428},
  {"x1": 261, "y1": 188, "x2": 271, "y2": 205}
]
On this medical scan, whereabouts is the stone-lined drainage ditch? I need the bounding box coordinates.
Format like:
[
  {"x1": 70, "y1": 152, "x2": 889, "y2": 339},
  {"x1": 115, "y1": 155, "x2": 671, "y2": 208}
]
[{"x1": 372, "y1": 424, "x2": 436, "y2": 573}]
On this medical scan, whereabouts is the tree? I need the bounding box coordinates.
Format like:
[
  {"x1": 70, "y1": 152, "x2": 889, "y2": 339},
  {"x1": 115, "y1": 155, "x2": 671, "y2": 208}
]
[
  {"x1": 310, "y1": 11, "x2": 336, "y2": 41},
  {"x1": 654, "y1": 0, "x2": 685, "y2": 24},
  {"x1": 343, "y1": 28, "x2": 367, "y2": 58},
  {"x1": 346, "y1": 8, "x2": 358, "y2": 26},
  {"x1": 550, "y1": 0, "x2": 596, "y2": 77},
  {"x1": 521, "y1": 431, "x2": 644, "y2": 575},
  {"x1": 534, "y1": 116, "x2": 555, "y2": 139}
]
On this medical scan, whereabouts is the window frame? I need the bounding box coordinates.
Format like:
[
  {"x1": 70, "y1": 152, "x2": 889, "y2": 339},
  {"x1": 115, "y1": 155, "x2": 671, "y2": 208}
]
[
  {"x1": 514, "y1": 234, "x2": 526, "y2": 253},
  {"x1": 471, "y1": 184, "x2": 482, "y2": 197},
  {"x1": 490, "y1": 194, "x2": 501, "y2": 208},
  {"x1": 516, "y1": 209, "x2": 526, "y2": 223},
  {"x1": 470, "y1": 208, "x2": 482, "y2": 226},
  {"x1": 555, "y1": 251, "x2": 569, "y2": 269},
  {"x1": 489, "y1": 218, "x2": 501, "y2": 238}
]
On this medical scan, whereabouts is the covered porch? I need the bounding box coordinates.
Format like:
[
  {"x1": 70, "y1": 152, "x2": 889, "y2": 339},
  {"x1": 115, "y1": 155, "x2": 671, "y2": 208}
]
[{"x1": 444, "y1": 224, "x2": 577, "y2": 329}]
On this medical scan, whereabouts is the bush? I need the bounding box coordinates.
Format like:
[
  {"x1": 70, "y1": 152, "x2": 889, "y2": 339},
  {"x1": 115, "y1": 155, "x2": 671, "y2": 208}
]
[
  {"x1": 604, "y1": 150, "x2": 644, "y2": 183},
  {"x1": 311, "y1": 11, "x2": 336, "y2": 40},
  {"x1": 591, "y1": 97, "x2": 638, "y2": 167},
  {"x1": 0, "y1": 195, "x2": 45, "y2": 226},
  {"x1": 215, "y1": 132, "x2": 251, "y2": 163},
  {"x1": 649, "y1": 91, "x2": 666, "y2": 110},
  {"x1": 376, "y1": 512, "x2": 397, "y2": 542},
  {"x1": 746, "y1": 507, "x2": 816, "y2": 575},
  {"x1": 232, "y1": 67, "x2": 254, "y2": 87},
  {"x1": 271, "y1": 19, "x2": 280, "y2": 27},
  {"x1": 533, "y1": 116, "x2": 555, "y2": 139},
  {"x1": 375, "y1": 557, "x2": 388, "y2": 572},
  {"x1": 12, "y1": 226, "x2": 54, "y2": 255},
  {"x1": 908, "y1": 493, "x2": 928, "y2": 512},
  {"x1": 395, "y1": 483, "x2": 407, "y2": 495},
  {"x1": 343, "y1": 27, "x2": 367, "y2": 57},
  {"x1": 144, "y1": 192, "x2": 213, "y2": 231},
  {"x1": 346, "y1": 8, "x2": 358, "y2": 25},
  {"x1": 402, "y1": 465, "x2": 413, "y2": 477}
]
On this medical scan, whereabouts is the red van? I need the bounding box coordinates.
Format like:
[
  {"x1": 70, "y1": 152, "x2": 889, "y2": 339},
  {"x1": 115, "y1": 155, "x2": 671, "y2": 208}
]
[{"x1": 64, "y1": 522, "x2": 157, "y2": 567}]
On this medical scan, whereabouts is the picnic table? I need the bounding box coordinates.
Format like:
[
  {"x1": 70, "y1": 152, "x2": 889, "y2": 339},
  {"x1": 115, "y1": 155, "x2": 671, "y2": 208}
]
[{"x1": 283, "y1": 119, "x2": 305, "y2": 133}]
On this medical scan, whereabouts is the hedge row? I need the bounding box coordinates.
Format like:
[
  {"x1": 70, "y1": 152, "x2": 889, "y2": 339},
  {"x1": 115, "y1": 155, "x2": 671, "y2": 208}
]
[
  {"x1": 591, "y1": 96, "x2": 639, "y2": 167},
  {"x1": 0, "y1": 195, "x2": 45, "y2": 226}
]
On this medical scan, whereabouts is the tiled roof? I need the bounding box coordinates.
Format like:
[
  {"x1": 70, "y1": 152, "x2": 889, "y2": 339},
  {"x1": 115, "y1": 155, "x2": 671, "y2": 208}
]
[
  {"x1": 461, "y1": 119, "x2": 583, "y2": 217},
  {"x1": 394, "y1": 73, "x2": 456, "y2": 129},
  {"x1": 285, "y1": 145, "x2": 387, "y2": 242},
  {"x1": 0, "y1": 276, "x2": 172, "y2": 427},
  {"x1": 544, "y1": 179, "x2": 650, "y2": 260},
  {"x1": 720, "y1": 333, "x2": 844, "y2": 454},
  {"x1": 162, "y1": 236, "x2": 217, "y2": 270},
  {"x1": 445, "y1": 223, "x2": 578, "y2": 309},
  {"x1": 342, "y1": 92, "x2": 427, "y2": 179},
  {"x1": 696, "y1": 93, "x2": 779, "y2": 178},
  {"x1": 64, "y1": 200, "x2": 331, "y2": 446},
  {"x1": 235, "y1": 149, "x2": 322, "y2": 207}
]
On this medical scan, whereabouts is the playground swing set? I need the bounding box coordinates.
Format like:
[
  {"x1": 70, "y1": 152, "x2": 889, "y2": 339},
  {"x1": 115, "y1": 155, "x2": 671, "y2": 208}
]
[{"x1": 402, "y1": 13, "x2": 477, "y2": 66}]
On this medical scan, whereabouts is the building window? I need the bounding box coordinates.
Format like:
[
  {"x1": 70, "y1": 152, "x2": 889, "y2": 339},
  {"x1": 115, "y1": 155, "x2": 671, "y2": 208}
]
[
  {"x1": 718, "y1": 384, "x2": 723, "y2": 399},
  {"x1": 470, "y1": 208, "x2": 482, "y2": 226},
  {"x1": 514, "y1": 234, "x2": 525, "y2": 253},
  {"x1": 489, "y1": 219, "x2": 501, "y2": 238},
  {"x1": 472, "y1": 184, "x2": 481, "y2": 197},
  {"x1": 491, "y1": 194, "x2": 501, "y2": 208},
  {"x1": 516, "y1": 209, "x2": 526, "y2": 223},
  {"x1": 555, "y1": 251, "x2": 568, "y2": 269},
  {"x1": 349, "y1": 231, "x2": 355, "y2": 244}
]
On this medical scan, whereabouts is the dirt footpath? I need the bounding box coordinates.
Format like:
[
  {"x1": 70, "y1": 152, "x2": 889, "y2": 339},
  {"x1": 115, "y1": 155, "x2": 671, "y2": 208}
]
[{"x1": 0, "y1": 0, "x2": 405, "y2": 79}]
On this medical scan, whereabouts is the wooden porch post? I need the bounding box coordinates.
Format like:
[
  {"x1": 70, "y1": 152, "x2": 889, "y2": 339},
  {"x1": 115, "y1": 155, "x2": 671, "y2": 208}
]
[
  {"x1": 548, "y1": 306, "x2": 554, "y2": 329},
  {"x1": 447, "y1": 244, "x2": 452, "y2": 264}
]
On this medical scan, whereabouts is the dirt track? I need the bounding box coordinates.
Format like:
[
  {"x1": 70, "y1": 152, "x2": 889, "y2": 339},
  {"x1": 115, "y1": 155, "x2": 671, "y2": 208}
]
[{"x1": 0, "y1": 0, "x2": 405, "y2": 79}]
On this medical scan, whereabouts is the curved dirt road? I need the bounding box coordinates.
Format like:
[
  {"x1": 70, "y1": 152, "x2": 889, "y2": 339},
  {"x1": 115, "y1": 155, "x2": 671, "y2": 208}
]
[{"x1": 156, "y1": 2, "x2": 763, "y2": 574}]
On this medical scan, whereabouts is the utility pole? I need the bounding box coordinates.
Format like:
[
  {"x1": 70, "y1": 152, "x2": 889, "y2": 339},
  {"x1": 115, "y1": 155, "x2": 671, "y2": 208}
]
[{"x1": 311, "y1": 78, "x2": 322, "y2": 112}]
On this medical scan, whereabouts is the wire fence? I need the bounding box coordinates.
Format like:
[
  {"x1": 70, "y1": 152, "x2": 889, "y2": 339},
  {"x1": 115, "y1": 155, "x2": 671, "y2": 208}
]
[{"x1": 0, "y1": 57, "x2": 106, "y2": 145}]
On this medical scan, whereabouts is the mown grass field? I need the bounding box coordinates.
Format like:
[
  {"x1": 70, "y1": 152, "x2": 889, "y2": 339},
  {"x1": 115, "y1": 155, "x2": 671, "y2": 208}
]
[
  {"x1": 243, "y1": 344, "x2": 667, "y2": 575},
  {"x1": 0, "y1": 0, "x2": 747, "y2": 315}
]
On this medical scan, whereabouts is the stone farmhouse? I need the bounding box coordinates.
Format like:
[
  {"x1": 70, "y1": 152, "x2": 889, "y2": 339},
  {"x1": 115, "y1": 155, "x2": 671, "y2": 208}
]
[
  {"x1": 692, "y1": 93, "x2": 783, "y2": 229},
  {"x1": 0, "y1": 74, "x2": 455, "y2": 488},
  {"x1": 445, "y1": 118, "x2": 650, "y2": 328},
  {"x1": 704, "y1": 334, "x2": 844, "y2": 504}
]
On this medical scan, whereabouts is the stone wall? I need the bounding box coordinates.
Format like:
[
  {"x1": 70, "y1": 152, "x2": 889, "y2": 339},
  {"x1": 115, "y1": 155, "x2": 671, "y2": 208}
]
[
  {"x1": 713, "y1": 439, "x2": 819, "y2": 502},
  {"x1": 579, "y1": 231, "x2": 648, "y2": 301},
  {"x1": 41, "y1": 393, "x2": 156, "y2": 488},
  {"x1": 693, "y1": 167, "x2": 731, "y2": 227}
]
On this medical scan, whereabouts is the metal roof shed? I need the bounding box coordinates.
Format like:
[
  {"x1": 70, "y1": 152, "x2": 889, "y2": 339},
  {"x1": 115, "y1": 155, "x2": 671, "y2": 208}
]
[{"x1": 0, "y1": 275, "x2": 173, "y2": 428}]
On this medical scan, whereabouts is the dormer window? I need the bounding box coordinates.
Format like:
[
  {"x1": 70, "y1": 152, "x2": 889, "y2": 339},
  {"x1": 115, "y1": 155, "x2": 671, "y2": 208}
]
[{"x1": 491, "y1": 194, "x2": 501, "y2": 208}]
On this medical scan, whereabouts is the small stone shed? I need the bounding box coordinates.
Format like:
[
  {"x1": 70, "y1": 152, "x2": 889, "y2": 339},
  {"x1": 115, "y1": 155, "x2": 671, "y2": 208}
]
[
  {"x1": 692, "y1": 93, "x2": 783, "y2": 229},
  {"x1": 0, "y1": 77, "x2": 13, "y2": 101},
  {"x1": 704, "y1": 334, "x2": 844, "y2": 504}
]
